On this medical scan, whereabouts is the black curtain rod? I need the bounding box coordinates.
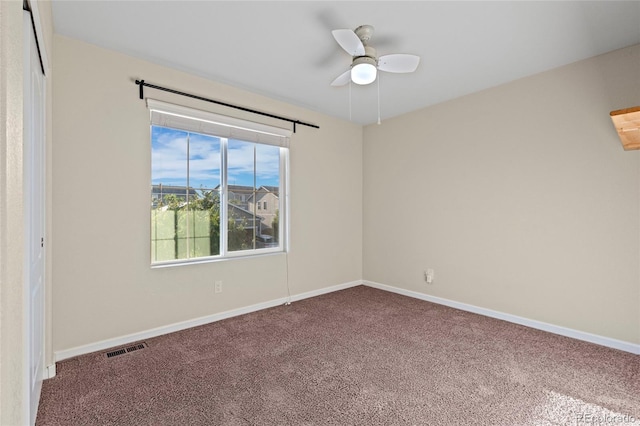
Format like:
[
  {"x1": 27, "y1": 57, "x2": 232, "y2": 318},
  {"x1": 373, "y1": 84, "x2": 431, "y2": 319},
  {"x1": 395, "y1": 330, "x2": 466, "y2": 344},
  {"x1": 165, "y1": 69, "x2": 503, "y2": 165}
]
[
  {"x1": 23, "y1": 2, "x2": 46, "y2": 76},
  {"x1": 135, "y1": 80, "x2": 319, "y2": 133}
]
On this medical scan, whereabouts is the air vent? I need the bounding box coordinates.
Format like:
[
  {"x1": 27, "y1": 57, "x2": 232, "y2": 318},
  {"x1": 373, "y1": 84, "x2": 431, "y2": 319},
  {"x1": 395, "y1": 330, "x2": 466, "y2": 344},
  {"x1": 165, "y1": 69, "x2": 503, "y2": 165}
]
[
  {"x1": 105, "y1": 342, "x2": 148, "y2": 358},
  {"x1": 106, "y1": 349, "x2": 126, "y2": 358}
]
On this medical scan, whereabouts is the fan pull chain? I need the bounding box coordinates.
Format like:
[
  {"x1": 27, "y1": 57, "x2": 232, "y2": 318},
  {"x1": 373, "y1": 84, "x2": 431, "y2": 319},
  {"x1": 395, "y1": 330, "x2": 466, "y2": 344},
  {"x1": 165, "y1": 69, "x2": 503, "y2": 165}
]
[
  {"x1": 377, "y1": 73, "x2": 381, "y2": 125},
  {"x1": 349, "y1": 79, "x2": 352, "y2": 121}
]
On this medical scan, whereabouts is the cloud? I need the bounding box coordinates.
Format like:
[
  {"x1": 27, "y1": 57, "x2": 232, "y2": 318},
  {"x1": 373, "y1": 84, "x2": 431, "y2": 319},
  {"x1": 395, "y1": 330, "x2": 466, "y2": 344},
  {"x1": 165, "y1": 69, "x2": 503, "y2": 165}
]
[
  {"x1": 188, "y1": 134, "x2": 222, "y2": 187},
  {"x1": 151, "y1": 128, "x2": 280, "y2": 189},
  {"x1": 152, "y1": 128, "x2": 221, "y2": 188},
  {"x1": 228, "y1": 140, "x2": 280, "y2": 186}
]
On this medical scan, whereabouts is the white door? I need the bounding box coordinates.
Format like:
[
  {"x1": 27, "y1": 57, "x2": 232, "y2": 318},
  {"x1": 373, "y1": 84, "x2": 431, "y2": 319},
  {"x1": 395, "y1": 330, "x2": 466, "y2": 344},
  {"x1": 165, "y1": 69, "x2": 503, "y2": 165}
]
[{"x1": 23, "y1": 10, "x2": 46, "y2": 425}]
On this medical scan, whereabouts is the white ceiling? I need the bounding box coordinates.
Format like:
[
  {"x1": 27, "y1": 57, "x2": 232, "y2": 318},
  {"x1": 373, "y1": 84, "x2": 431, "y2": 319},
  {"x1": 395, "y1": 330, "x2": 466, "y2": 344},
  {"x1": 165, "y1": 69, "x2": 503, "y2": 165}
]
[{"x1": 51, "y1": 1, "x2": 640, "y2": 125}]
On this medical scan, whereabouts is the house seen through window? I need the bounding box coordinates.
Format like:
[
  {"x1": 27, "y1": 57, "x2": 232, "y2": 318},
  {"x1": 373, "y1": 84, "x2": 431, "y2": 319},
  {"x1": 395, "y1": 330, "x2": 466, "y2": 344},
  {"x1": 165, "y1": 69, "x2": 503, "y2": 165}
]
[{"x1": 148, "y1": 100, "x2": 289, "y2": 264}]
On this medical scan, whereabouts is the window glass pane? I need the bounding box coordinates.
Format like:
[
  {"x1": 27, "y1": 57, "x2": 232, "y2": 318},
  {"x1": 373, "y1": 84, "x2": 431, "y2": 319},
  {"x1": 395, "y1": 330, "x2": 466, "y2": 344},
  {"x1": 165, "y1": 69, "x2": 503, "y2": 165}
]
[
  {"x1": 151, "y1": 127, "x2": 187, "y2": 262},
  {"x1": 151, "y1": 209, "x2": 177, "y2": 262},
  {"x1": 151, "y1": 127, "x2": 221, "y2": 262},
  {"x1": 227, "y1": 139, "x2": 258, "y2": 252},
  {"x1": 188, "y1": 133, "x2": 221, "y2": 258},
  {"x1": 255, "y1": 144, "x2": 280, "y2": 248},
  {"x1": 151, "y1": 126, "x2": 188, "y2": 206},
  {"x1": 226, "y1": 140, "x2": 281, "y2": 252}
]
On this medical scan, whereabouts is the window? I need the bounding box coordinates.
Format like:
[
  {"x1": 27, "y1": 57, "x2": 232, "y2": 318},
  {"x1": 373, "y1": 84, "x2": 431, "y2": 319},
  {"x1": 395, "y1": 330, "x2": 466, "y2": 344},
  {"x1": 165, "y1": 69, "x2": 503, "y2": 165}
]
[{"x1": 148, "y1": 99, "x2": 289, "y2": 265}]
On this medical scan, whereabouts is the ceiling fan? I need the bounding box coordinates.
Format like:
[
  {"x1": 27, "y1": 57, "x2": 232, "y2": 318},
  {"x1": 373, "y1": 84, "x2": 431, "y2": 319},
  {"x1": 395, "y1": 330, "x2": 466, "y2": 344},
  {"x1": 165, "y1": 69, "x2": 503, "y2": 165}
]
[{"x1": 330, "y1": 25, "x2": 420, "y2": 86}]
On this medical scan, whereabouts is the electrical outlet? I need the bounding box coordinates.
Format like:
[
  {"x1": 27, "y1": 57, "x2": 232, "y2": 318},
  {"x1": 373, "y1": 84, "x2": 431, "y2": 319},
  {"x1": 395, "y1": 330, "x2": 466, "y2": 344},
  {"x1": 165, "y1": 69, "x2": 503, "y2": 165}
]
[
  {"x1": 424, "y1": 269, "x2": 435, "y2": 284},
  {"x1": 214, "y1": 280, "x2": 223, "y2": 294}
]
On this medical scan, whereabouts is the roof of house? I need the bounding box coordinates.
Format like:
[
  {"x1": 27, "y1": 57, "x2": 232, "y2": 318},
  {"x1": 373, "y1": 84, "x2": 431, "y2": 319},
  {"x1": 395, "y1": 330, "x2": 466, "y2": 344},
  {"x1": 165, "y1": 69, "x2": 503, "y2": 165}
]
[
  {"x1": 213, "y1": 184, "x2": 279, "y2": 196},
  {"x1": 151, "y1": 184, "x2": 198, "y2": 195},
  {"x1": 229, "y1": 203, "x2": 263, "y2": 220}
]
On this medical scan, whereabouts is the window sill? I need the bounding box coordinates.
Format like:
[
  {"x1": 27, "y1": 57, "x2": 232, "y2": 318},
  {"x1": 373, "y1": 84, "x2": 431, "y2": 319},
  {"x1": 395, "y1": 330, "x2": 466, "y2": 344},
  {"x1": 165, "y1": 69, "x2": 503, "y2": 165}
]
[{"x1": 150, "y1": 249, "x2": 286, "y2": 269}]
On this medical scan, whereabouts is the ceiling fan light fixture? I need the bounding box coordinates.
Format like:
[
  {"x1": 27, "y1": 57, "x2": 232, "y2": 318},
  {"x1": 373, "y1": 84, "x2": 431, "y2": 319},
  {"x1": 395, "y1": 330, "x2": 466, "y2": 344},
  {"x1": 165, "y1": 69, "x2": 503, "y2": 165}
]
[{"x1": 351, "y1": 57, "x2": 377, "y2": 85}]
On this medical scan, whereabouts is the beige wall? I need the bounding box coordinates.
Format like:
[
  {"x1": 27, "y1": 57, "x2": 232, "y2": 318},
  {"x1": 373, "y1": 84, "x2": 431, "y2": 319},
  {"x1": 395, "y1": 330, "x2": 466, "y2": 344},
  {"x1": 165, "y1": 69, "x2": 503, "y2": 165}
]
[
  {"x1": 0, "y1": 2, "x2": 26, "y2": 423},
  {"x1": 364, "y1": 44, "x2": 640, "y2": 344},
  {"x1": 52, "y1": 35, "x2": 363, "y2": 353}
]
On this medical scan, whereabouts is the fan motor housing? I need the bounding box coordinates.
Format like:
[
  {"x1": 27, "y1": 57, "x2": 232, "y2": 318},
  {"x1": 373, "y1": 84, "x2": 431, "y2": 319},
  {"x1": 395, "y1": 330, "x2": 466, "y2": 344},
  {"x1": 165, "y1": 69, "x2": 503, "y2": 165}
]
[
  {"x1": 352, "y1": 56, "x2": 376, "y2": 69},
  {"x1": 352, "y1": 45, "x2": 378, "y2": 67},
  {"x1": 355, "y1": 24, "x2": 375, "y2": 44}
]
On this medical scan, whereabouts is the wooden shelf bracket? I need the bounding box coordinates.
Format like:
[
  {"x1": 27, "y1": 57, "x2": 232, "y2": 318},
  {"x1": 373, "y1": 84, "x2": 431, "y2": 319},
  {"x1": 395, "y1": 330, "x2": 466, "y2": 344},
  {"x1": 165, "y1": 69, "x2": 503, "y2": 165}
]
[{"x1": 610, "y1": 106, "x2": 640, "y2": 150}]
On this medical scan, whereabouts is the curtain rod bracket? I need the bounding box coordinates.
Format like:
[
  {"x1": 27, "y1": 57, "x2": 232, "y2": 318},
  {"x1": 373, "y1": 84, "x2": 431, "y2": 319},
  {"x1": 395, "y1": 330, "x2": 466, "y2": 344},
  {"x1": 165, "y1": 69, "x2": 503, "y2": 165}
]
[{"x1": 134, "y1": 79, "x2": 319, "y2": 132}]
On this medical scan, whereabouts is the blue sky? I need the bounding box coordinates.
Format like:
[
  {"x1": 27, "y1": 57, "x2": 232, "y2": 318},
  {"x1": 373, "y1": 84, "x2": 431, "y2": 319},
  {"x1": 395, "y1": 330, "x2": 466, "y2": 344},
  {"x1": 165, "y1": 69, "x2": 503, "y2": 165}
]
[{"x1": 151, "y1": 126, "x2": 280, "y2": 189}]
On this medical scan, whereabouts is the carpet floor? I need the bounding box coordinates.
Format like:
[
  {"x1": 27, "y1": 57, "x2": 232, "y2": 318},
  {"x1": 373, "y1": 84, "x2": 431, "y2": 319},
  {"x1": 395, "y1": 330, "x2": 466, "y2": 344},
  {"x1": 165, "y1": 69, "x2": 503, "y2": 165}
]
[{"x1": 37, "y1": 286, "x2": 640, "y2": 425}]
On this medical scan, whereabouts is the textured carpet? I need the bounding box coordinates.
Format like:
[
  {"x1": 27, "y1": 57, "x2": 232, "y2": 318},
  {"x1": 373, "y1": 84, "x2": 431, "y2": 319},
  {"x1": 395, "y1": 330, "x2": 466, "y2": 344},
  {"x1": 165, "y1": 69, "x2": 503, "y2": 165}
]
[{"x1": 37, "y1": 286, "x2": 640, "y2": 425}]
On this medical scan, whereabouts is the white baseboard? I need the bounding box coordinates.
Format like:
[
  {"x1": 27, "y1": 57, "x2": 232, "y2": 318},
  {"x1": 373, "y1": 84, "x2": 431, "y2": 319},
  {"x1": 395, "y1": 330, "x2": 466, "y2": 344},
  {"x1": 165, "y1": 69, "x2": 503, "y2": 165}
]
[
  {"x1": 363, "y1": 280, "x2": 640, "y2": 355},
  {"x1": 45, "y1": 364, "x2": 56, "y2": 379},
  {"x1": 54, "y1": 278, "x2": 638, "y2": 362},
  {"x1": 289, "y1": 280, "x2": 361, "y2": 303},
  {"x1": 54, "y1": 280, "x2": 362, "y2": 362}
]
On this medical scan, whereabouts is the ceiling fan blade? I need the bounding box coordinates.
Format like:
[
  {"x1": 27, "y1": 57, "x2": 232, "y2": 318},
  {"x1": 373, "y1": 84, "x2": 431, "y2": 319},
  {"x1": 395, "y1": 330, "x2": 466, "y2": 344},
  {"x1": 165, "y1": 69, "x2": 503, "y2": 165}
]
[
  {"x1": 377, "y1": 54, "x2": 420, "y2": 73},
  {"x1": 332, "y1": 29, "x2": 365, "y2": 56},
  {"x1": 331, "y1": 70, "x2": 352, "y2": 87}
]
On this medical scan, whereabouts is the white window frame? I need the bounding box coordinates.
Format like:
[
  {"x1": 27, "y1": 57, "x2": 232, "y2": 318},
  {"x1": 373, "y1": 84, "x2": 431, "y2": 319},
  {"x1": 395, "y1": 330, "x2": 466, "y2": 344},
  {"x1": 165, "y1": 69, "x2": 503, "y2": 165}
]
[{"x1": 148, "y1": 99, "x2": 290, "y2": 266}]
